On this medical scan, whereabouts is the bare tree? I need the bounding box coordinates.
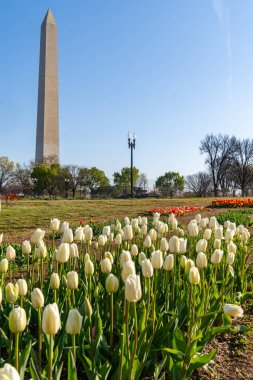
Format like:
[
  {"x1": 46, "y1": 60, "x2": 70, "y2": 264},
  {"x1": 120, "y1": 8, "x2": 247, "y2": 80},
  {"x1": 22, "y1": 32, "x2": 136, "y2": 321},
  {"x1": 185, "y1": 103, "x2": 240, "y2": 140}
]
[
  {"x1": 136, "y1": 173, "x2": 148, "y2": 191},
  {"x1": 0, "y1": 156, "x2": 15, "y2": 193},
  {"x1": 185, "y1": 172, "x2": 211, "y2": 197},
  {"x1": 230, "y1": 139, "x2": 253, "y2": 196},
  {"x1": 199, "y1": 134, "x2": 237, "y2": 196}
]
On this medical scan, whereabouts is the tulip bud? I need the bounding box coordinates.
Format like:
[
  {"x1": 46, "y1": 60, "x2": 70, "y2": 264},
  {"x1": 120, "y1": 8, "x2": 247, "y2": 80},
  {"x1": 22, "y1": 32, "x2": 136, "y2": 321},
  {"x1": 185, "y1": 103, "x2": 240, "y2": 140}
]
[
  {"x1": 143, "y1": 235, "x2": 152, "y2": 248},
  {"x1": 66, "y1": 309, "x2": 83, "y2": 335},
  {"x1": 16, "y1": 279, "x2": 27, "y2": 296},
  {"x1": 115, "y1": 233, "x2": 122, "y2": 245},
  {"x1": 188, "y1": 222, "x2": 199, "y2": 237},
  {"x1": 180, "y1": 255, "x2": 187, "y2": 268},
  {"x1": 199, "y1": 218, "x2": 207, "y2": 229},
  {"x1": 9, "y1": 306, "x2": 27, "y2": 333},
  {"x1": 5, "y1": 283, "x2": 19, "y2": 303},
  {"x1": 36, "y1": 240, "x2": 47, "y2": 259},
  {"x1": 214, "y1": 226, "x2": 223, "y2": 240},
  {"x1": 209, "y1": 216, "x2": 217, "y2": 230},
  {"x1": 120, "y1": 251, "x2": 131, "y2": 267},
  {"x1": 85, "y1": 226, "x2": 93, "y2": 242},
  {"x1": 151, "y1": 250, "x2": 163, "y2": 269},
  {"x1": 105, "y1": 251, "x2": 114, "y2": 264},
  {"x1": 185, "y1": 259, "x2": 195, "y2": 274},
  {"x1": 196, "y1": 239, "x2": 208, "y2": 253},
  {"x1": 42, "y1": 303, "x2": 61, "y2": 335},
  {"x1": 213, "y1": 239, "x2": 221, "y2": 249},
  {"x1": 74, "y1": 226, "x2": 84, "y2": 242},
  {"x1": 56, "y1": 243, "x2": 70, "y2": 263},
  {"x1": 163, "y1": 254, "x2": 174, "y2": 271},
  {"x1": 61, "y1": 221, "x2": 69, "y2": 232},
  {"x1": 130, "y1": 244, "x2": 138, "y2": 257},
  {"x1": 141, "y1": 259, "x2": 153, "y2": 278},
  {"x1": 149, "y1": 229, "x2": 157, "y2": 241},
  {"x1": 203, "y1": 228, "x2": 212, "y2": 241},
  {"x1": 223, "y1": 303, "x2": 243, "y2": 317},
  {"x1": 105, "y1": 274, "x2": 119, "y2": 293},
  {"x1": 100, "y1": 258, "x2": 112, "y2": 274},
  {"x1": 84, "y1": 253, "x2": 90, "y2": 262},
  {"x1": 6, "y1": 245, "x2": 16, "y2": 262},
  {"x1": 62, "y1": 228, "x2": 73, "y2": 244},
  {"x1": 160, "y1": 237, "x2": 169, "y2": 252},
  {"x1": 98, "y1": 234, "x2": 106, "y2": 247},
  {"x1": 122, "y1": 260, "x2": 136, "y2": 282},
  {"x1": 171, "y1": 219, "x2": 178, "y2": 231},
  {"x1": 211, "y1": 249, "x2": 223, "y2": 265},
  {"x1": 70, "y1": 243, "x2": 79, "y2": 258},
  {"x1": 195, "y1": 214, "x2": 202, "y2": 223},
  {"x1": 189, "y1": 267, "x2": 200, "y2": 285},
  {"x1": 179, "y1": 238, "x2": 187, "y2": 254},
  {"x1": 50, "y1": 218, "x2": 60, "y2": 232},
  {"x1": 125, "y1": 274, "x2": 142, "y2": 302},
  {"x1": 225, "y1": 228, "x2": 235, "y2": 243},
  {"x1": 0, "y1": 363, "x2": 20, "y2": 380},
  {"x1": 84, "y1": 297, "x2": 93, "y2": 319},
  {"x1": 67, "y1": 271, "x2": 78, "y2": 290},
  {"x1": 196, "y1": 252, "x2": 207, "y2": 269},
  {"x1": 31, "y1": 228, "x2": 45, "y2": 244},
  {"x1": 138, "y1": 252, "x2": 146, "y2": 265},
  {"x1": 227, "y1": 242, "x2": 237, "y2": 254},
  {"x1": 124, "y1": 216, "x2": 130, "y2": 225},
  {"x1": 50, "y1": 273, "x2": 60, "y2": 290},
  {"x1": 140, "y1": 224, "x2": 148, "y2": 236},
  {"x1": 0, "y1": 258, "x2": 8, "y2": 273},
  {"x1": 226, "y1": 252, "x2": 235, "y2": 265},
  {"x1": 22, "y1": 240, "x2": 31, "y2": 255},
  {"x1": 85, "y1": 259, "x2": 94, "y2": 276},
  {"x1": 123, "y1": 225, "x2": 133, "y2": 241},
  {"x1": 31, "y1": 288, "x2": 44, "y2": 309},
  {"x1": 169, "y1": 236, "x2": 179, "y2": 253}
]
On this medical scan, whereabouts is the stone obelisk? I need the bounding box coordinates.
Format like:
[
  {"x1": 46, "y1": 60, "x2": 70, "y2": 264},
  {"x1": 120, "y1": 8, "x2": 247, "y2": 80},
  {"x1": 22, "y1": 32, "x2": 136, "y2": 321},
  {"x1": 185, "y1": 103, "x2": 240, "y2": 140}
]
[{"x1": 35, "y1": 9, "x2": 59, "y2": 163}]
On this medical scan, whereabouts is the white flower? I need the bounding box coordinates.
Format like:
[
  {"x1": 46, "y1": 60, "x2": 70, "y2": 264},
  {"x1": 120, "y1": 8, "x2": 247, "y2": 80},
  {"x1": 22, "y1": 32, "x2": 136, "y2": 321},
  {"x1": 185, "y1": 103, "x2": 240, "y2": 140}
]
[{"x1": 223, "y1": 304, "x2": 243, "y2": 318}]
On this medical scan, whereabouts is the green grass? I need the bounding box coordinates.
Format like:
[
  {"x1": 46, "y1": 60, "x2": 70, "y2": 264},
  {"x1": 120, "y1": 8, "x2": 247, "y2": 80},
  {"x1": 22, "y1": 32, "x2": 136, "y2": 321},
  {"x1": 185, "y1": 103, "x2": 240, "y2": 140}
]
[
  {"x1": 0, "y1": 198, "x2": 213, "y2": 241},
  {"x1": 216, "y1": 209, "x2": 253, "y2": 227}
]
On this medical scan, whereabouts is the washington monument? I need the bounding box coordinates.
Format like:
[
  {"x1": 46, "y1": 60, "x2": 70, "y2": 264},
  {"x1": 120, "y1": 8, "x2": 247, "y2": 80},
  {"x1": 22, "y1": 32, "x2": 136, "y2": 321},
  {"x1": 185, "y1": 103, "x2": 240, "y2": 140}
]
[{"x1": 35, "y1": 9, "x2": 59, "y2": 163}]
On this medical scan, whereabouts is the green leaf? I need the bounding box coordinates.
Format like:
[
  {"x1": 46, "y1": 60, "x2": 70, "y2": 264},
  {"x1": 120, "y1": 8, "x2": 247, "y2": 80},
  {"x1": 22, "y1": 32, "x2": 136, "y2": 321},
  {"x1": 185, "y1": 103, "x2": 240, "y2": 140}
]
[
  {"x1": 29, "y1": 357, "x2": 41, "y2": 380},
  {"x1": 186, "y1": 349, "x2": 217, "y2": 377},
  {"x1": 228, "y1": 265, "x2": 234, "y2": 278},
  {"x1": 19, "y1": 340, "x2": 32, "y2": 380},
  {"x1": 67, "y1": 350, "x2": 77, "y2": 380},
  {"x1": 53, "y1": 362, "x2": 63, "y2": 380},
  {"x1": 240, "y1": 292, "x2": 253, "y2": 304}
]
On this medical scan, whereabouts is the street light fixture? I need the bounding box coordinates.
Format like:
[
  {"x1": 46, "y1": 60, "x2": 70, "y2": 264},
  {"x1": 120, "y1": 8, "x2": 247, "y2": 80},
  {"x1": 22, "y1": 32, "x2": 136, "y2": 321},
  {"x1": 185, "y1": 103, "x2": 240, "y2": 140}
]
[{"x1": 128, "y1": 132, "x2": 136, "y2": 198}]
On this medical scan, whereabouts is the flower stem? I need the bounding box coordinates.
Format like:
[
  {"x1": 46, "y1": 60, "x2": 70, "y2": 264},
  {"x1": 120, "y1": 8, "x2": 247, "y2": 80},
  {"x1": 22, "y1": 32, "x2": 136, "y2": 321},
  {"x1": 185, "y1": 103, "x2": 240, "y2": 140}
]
[
  {"x1": 38, "y1": 308, "x2": 42, "y2": 372},
  {"x1": 72, "y1": 334, "x2": 76, "y2": 363},
  {"x1": 129, "y1": 303, "x2": 138, "y2": 380},
  {"x1": 48, "y1": 335, "x2": 53, "y2": 380},
  {"x1": 110, "y1": 293, "x2": 114, "y2": 348},
  {"x1": 15, "y1": 332, "x2": 19, "y2": 371}
]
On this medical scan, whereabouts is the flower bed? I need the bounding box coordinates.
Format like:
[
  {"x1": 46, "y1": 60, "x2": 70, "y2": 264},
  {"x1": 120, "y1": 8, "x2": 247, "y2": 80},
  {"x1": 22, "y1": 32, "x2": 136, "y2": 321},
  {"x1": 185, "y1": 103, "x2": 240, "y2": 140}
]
[
  {"x1": 0, "y1": 213, "x2": 251, "y2": 379},
  {"x1": 212, "y1": 198, "x2": 253, "y2": 208},
  {"x1": 148, "y1": 205, "x2": 205, "y2": 216}
]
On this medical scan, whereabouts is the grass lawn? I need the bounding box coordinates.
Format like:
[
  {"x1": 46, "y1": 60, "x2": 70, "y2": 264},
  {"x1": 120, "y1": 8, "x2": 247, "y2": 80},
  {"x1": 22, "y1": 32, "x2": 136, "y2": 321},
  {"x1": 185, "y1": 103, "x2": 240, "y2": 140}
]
[{"x1": 0, "y1": 197, "x2": 213, "y2": 241}]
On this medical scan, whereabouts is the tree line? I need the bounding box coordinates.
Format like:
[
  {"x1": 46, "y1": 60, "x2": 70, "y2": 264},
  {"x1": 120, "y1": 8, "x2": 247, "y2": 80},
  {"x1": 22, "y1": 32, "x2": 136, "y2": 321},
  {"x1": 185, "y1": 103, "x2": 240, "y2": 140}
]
[
  {"x1": 185, "y1": 134, "x2": 253, "y2": 197},
  {"x1": 1, "y1": 134, "x2": 253, "y2": 198}
]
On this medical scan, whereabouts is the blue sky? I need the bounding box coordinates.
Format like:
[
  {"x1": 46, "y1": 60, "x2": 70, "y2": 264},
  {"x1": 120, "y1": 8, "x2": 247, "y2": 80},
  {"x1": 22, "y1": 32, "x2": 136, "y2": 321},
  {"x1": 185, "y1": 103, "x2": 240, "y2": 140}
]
[{"x1": 1, "y1": 0, "x2": 253, "y2": 182}]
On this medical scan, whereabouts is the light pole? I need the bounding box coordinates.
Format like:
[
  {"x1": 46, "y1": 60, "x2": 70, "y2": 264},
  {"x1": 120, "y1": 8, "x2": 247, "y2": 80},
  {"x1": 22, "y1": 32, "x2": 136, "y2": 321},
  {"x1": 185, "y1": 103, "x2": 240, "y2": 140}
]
[{"x1": 128, "y1": 132, "x2": 136, "y2": 198}]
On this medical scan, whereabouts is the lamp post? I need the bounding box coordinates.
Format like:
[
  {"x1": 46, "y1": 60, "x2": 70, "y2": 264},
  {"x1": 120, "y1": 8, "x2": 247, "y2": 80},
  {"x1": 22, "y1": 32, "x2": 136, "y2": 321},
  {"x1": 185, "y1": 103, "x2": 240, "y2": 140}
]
[{"x1": 128, "y1": 132, "x2": 136, "y2": 198}]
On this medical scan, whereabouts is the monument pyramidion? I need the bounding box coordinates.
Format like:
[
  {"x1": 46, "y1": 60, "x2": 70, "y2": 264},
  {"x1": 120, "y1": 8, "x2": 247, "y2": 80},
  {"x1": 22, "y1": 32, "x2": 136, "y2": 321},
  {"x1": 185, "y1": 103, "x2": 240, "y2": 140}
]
[{"x1": 35, "y1": 9, "x2": 59, "y2": 163}]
